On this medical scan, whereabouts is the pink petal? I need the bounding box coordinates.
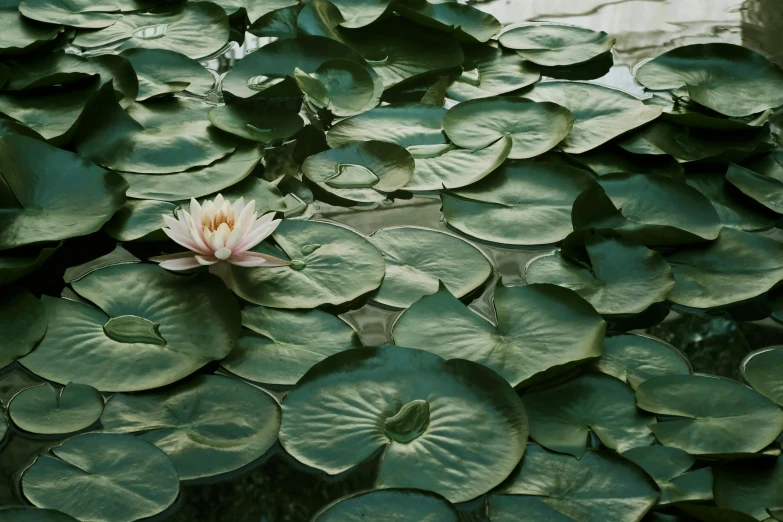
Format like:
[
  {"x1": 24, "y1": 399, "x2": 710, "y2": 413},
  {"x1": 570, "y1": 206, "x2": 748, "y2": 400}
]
[
  {"x1": 229, "y1": 251, "x2": 290, "y2": 267},
  {"x1": 149, "y1": 253, "x2": 202, "y2": 271},
  {"x1": 234, "y1": 218, "x2": 282, "y2": 253},
  {"x1": 196, "y1": 255, "x2": 219, "y2": 266},
  {"x1": 163, "y1": 214, "x2": 189, "y2": 238},
  {"x1": 162, "y1": 226, "x2": 205, "y2": 254}
]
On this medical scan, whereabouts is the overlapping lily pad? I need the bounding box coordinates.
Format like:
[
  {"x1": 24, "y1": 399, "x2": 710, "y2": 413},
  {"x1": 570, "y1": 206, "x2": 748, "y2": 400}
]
[
  {"x1": 0, "y1": 287, "x2": 47, "y2": 370},
  {"x1": 3, "y1": 52, "x2": 99, "y2": 91},
  {"x1": 394, "y1": 0, "x2": 501, "y2": 43},
  {"x1": 280, "y1": 345, "x2": 528, "y2": 503},
  {"x1": 498, "y1": 23, "x2": 615, "y2": 66},
  {"x1": 0, "y1": 8, "x2": 64, "y2": 54},
  {"x1": 325, "y1": 0, "x2": 392, "y2": 28},
  {"x1": 594, "y1": 334, "x2": 691, "y2": 388},
  {"x1": 9, "y1": 382, "x2": 103, "y2": 435},
  {"x1": 685, "y1": 171, "x2": 777, "y2": 231},
  {"x1": 725, "y1": 163, "x2": 783, "y2": 214},
  {"x1": 327, "y1": 102, "x2": 447, "y2": 149},
  {"x1": 623, "y1": 446, "x2": 713, "y2": 505},
  {"x1": 445, "y1": 43, "x2": 540, "y2": 101},
  {"x1": 315, "y1": 490, "x2": 460, "y2": 521},
  {"x1": 208, "y1": 101, "x2": 304, "y2": 145},
  {"x1": 294, "y1": 58, "x2": 380, "y2": 117},
  {"x1": 103, "y1": 199, "x2": 174, "y2": 242},
  {"x1": 742, "y1": 348, "x2": 783, "y2": 406},
  {"x1": 119, "y1": 48, "x2": 215, "y2": 100},
  {"x1": 568, "y1": 146, "x2": 685, "y2": 180},
  {"x1": 18, "y1": 0, "x2": 137, "y2": 29},
  {"x1": 645, "y1": 93, "x2": 773, "y2": 130},
  {"x1": 0, "y1": 243, "x2": 60, "y2": 286},
  {"x1": 714, "y1": 456, "x2": 783, "y2": 520}
]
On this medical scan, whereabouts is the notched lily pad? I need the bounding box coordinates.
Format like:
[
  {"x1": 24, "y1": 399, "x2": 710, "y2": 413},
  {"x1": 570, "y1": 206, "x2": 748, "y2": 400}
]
[
  {"x1": 119, "y1": 48, "x2": 215, "y2": 100},
  {"x1": 623, "y1": 446, "x2": 713, "y2": 505},
  {"x1": 9, "y1": 382, "x2": 104, "y2": 435},
  {"x1": 294, "y1": 58, "x2": 380, "y2": 117},
  {"x1": 498, "y1": 23, "x2": 615, "y2": 66},
  {"x1": 594, "y1": 334, "x2": 691, "y2": 388}
]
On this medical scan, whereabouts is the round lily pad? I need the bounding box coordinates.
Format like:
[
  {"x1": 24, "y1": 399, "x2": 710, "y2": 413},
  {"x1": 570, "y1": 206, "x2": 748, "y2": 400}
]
[
  {"x1": 103, "y1": 199, "x2": 173, "y2": 242},
  {"x1": 498, "y1": 23, "x2": 616, "y2": 66},
  {"x1": 0, "y1": 87, "x2": 94, "y2": 145},
  {"x1": 20, "y1": 263, "x2": 241, "y2": 392},
  {"x1": 488, "y1": 445, "x2": 658, "y2": 522},
  {"x1": 0, "y1": 507, "x2": 79, "y2": 522},
  {"x1": 207, "y1": 101, "x2": 304, "y2": 145},
  {"x1": 593, "y1": 334, "x2": 691, "y2": 389},
  {"x1": 441, "y1": 161, "x2": 596, "y2": 246},
  {"x1": 524, "y1": 81, "x2": 662, "y2": 154},
  {"x1": 635, "y1": 43, "x2": 783, "y2": 118},
  {"x1": 325, "y1": 0, "x2": 392, "y2": 28},
  {"x1": 635, "y1": 374, "x2": 783, "y2": 455},
  {"x1": 726, "y1": 163, "x2": 783, "y2": 214},
  {"x1": 0, "y1": 133, "x2": 127, "y2": 250},
  {"x1": 119, "y1": 48, "x2": 215, "y2": 101},
  {"x1": 231, "y1": 219, "x2": 386, "y2": 308},
  {"x1": 294, "y1": 58, "x2": 379, "y2": 117},
  {"x1": 622, "y1": 446, "x2": 712, "y2": 505},
  {"x1": 302, "y1": 141, "x2": 414, "y2": 203},
  {"x1": 280, "y1": 345, "x2": 528, "y2": 503},
  {"x1": 101, "y1": 374, "x2": 280, "y2": 481},
  {"x1": 393, "y1": 0, "x2": 501, "y2": 43},
  {"x1": 18, "y1": 0, "x2": 128, "y2": 29},
  {"x1": 0, "y1": 8, "x2": 63, "y2": 55},
  {"x1": 393, "y1": 283, "x2": 605, "y2": 387},
  {"x1": 714, "y1": 456, "x2": 783, "y2": 520},
  {"x1": 315, "y1": 490, "x2": 459, "y2": 521},
  {"x1": 9, "y1": 382, "x2": 103, "y2": 435},
  {"x1": 21, "y1": 433, "x2": 179, "y2": 522},
  {"x1": 445, "y1": 43, "x2": 540, "y2": 102},
  {"x1": 0, "y1": 287, "x2": 47, "y2": 370},
  {"x1": 742, "y1": 348, "x2": 783, "y2": 406},
  {"x1": 685, "y1": 171, "x2": 776, "y2": 231},
  {"x1": 443, "y1": 97, "x2": 574, "y2": 159}
]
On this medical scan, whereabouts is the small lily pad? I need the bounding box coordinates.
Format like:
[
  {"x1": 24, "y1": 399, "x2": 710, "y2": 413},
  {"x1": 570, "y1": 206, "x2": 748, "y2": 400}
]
[
  {"x1": 0, "y1": 287, "x2": 47, "y2": 370},
  {"x1": 593, "y1": 334, "x2": 691, "y2": 389},
  {"x1": 498, "y1": 23, "x2": 615, "y2": 66},
  {"x1": 9, "y1": 382, "x2": 103, "y2": 435},
  {"x1": 119, "y1": 48, "x2": 215, "y2": 100},
  {"x1": 294, "y1": 58, "x2": 380, "y2": 117},
  {"x1": 742, "y1": 348, "x2": 783, "y2": 406},
  {"x1": 315, "y1": 490, "x2": 459, "y2": 521},
  {"x1": 208, "y1": 101, "x2": 304, "y2": 145}
]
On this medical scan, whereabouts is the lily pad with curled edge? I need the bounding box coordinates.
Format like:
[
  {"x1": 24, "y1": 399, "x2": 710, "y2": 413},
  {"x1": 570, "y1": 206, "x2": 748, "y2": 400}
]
[
  {"x1": 294, "y1": 59, "x2": 380, "y2": 117},
  {"x1": 742, "y1": 348, "x2": 783, "y2": 406},
  {"x1": 635, "y1": 374, "x2": 783, "y2": 456},
  {"x1": 525, "y1": 232, "x2": 675, "y2": 315},
  {"x1": 443, "y1": 97, "x2": 573, "y2": 160},
  {"x1": 593, "y1": 334, "x2": 691, "y2": 389},
  {"x1": 0, "y1": 8, "x2": 63, "y2": 55},
  {"x1": 0, "y1": 134, "x2": 127, "y2": 250},
  {"x1": 367, "y1": 227, "x2": 491, "y2": 309},
  {"x1": 100, "y1": 374, "x2": 280, "y2": 481},
  {"x1": 208, "y1": 101, "x2": 304, "y2": 145},
  {"x1": 445, "y1": 43, "x2": 540, "y2": 102},
  {"x1": 635, "y1": 43, "x2": 783, "y2": 118},
  {"x1": 0, "y1": 243, "x2": 60, "y2": 286},
  {"x1": 72, "y1": 2, "x2": 230, "y2": 60},
  {"x1": 314, "y1": 489, "x2": 460, "y2": 522},
  {"x1": 726, "y1": 163, "x2": 783, "y2": 214},
  {"x1": 19, "y1": 263, "x2": 241, "y2": 392},
  {"x1": 685, "y1": 171, "x2": 777, "y2": 231},
  {"x1": 622, "y1": 446, "x2": 713, "y2": 505},
  {"x1": 302, "y1": 141, "x2": 414, "y2": 204},
  {"x1": 498, "y1": 23, "x2": 615, "y2": 67},
  {"x1": 571, "y1": 174, "x2": 722, "y2": 247},
  {"x1": 714, "y1": 455, "x2": 783, "y2": 520},
  {"x1": 17, "y1": 0, "x2": 137, "y2": 29},
  {"x1": 324, "y1": 0, "x2": 392, "y2": 28},
  {"x1": 231, "y1": 219, "x2": 386, "y2": 309},
  {"x1": 521, "y1": 372, "x2": 656, "y2": 458},
  {"x1": 524, "y1": 81, "x2": 662, "y2": 154},
  {"x1": 0, "y1": 287, "x2": 47, "y2": 370},
  {"x1": 63, "y1": 245, "x2": 140, "y2": 284},
  {"x1": 21, "y1": 433, "x2": 179, "y2": 522},
  {"x1": 280, "y1": 345, "x2": 528, "y2": 503},
  {"x1": 393, "y1": 284, "x2": 605, "y2": 387},
  {"x1": 104, "y1": 199, "x2": 174, "y2": 242},
  {"x1": 441, "y1": 161, "x2": 596, "y2": 246},
  {"x1": 393, "y1": 0, "x2": 501, "y2": 43},
  {"x1": 664, "y1": 228, "x2": 783, "y2": 308},
  {"x1": 0, "y1": 507, "x2": 79, "y2": 522},
  {"x1": 488, "y1": 445, "x2": 659, "y2": 522},
  {"x1": 119, "y1": 48, "x2": 215, "y2": 101},
  {"x1": 222, "y1": 306, "x2": 361, "y2": 386},
  {"x1": 9, "y1": 382, "x2": 103, "y2": 435},
  {"x1": 3, "y1": 52, "x2": 100, "y2": 91}
]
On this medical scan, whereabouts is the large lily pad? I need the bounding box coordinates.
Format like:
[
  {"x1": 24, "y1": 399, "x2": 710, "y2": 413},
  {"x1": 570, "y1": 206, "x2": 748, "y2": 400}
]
[
  {"x1": 119, "y1": 48, "x2": 215, "y2": 100},
  {"x1": 280, "y1": 345, "x2": 528, "y2": 503},
  {"x1": 9, "y1": 382, "x2": 103, "y2": 435},
  {"x1": 498, "y1": 23, "x2": 615, "y2": 66},
  {"x1": 21, "y1": 433, "x2": 179, "y2": 522},
  {"x1": 231, "y1": 220, "x2": 386, "y2": 308},
  {"x1": 685, "y1": 171, "x2": 776, "y2": 231},
  {"x1": 445, "y1": 43, "x2": 540, "y2": 102},
  {"x1": 294, "y1": 58, "x2": 380, "y2": 117},
  {"x1": 0, "y1": 8, "x2": 63, "y2": 54},
  {"x1": 726, "y1": 163, "x2": 783, "y2": 214},
  {"x1": 327, "y1": 102, "x2": 447, "y2": 149},
  {"x1": 3, "y1": 52, "x2": 99, "y2": 91},
  {"x1": 17, "y1": 0, "x2": 138, "y2": 29},
  {"x1": 103, "y1": 199, "x2": 173, "y2": 242},
  {"x1": 622, "y1": 446, "x2": 713, "y2": 505},
  {"x1": 594, "y1": 334, "x2": 691, "y2": 389},
  {"x1": 0, "y1": 287, "x2": 47, "y2": 370},
  {"x1": 441, "y1": 161, "x2": 596, "y2": 246},
  {"x1": 714, "y1": 456, "x2": 783, "y2": 520},
  {"x1": 315, "y1": 490, "x2": 459, "y2": 521},
  {"x1": 0, "y1": 134, "x2": 127, "y2": 250},
  {"x1": 394, "y1": 0, "x2": 501, "y2": 43},
  {"x1": 101, "y1": 374, "x2": 280, "y2": 481},
  {"x1": 443, "y1": 97, "x2": 574, "y2": 159},
  {"x1": 742, "y1": 348, "x2": 783, "y2": 406},
  {"x1": 635, "y1": 43, "x2": 783, "y2": 118},
  {"x1": 20, "y1": 264, "x2": 241, "y2": 392},
  {"x1": 393, "y1": 283, "x2": 605, "y2": 387},
  {"x1": 635, "y1": 374, "x2": 783, "y2": 455}
]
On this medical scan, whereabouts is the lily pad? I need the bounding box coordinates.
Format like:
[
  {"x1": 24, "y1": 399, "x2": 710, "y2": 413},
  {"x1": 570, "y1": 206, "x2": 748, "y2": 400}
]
[
  {"x1": 294, "y1": 58, "x2": 379, "y2": 117},
  {"x1": 441, "y1": 161, "x2": 596, "y2": 246},
  {"x1": 498, "y1": 23, "x2": 616, "y2": 66},
  {"x1": 524, "y1": 81, "x2": 662, "y2": 154},
  {"x1": 9, "y1": 382, "x2": 103, "y2": 435},
  {"x1": 393, "y1": 283, "x2": 605, "y2": 387},
  {"x1": 323, "y1": 0, "x2": 392, "y2": 28},
  {"x1": 0, "y1": 287, "x2": 47, "y2": 370},
  {"x1": 443, "y1": 97, "x2": 574, "y2": 159},
  {"x1": 101, "y1": 374, "x2": 280, "y2": 481},
  {"x1": 248, "y1": 4, "x2": 301, "y2": 38},
  {"x1": 522, "y1": 372, "x2": 656, "y2": 458},
  {"x1": 623, "y1": 446, "x2": 713, "y2": 505},
  {"x1": 222, "y1": 306, "x2": 361, "y2": 386},
  {"x1": 742, "y1": 348, "x2": 783, "y2": 406},
  {"x1": 0, "y1": 507, "x2": 79, "y2": 522},
  {"x1": 3, "y1": 52, "x2": 100, "y2": 91},
  {"x1": 20, "y1": 263, "x2": 241, "y2": 392},
  {"x1": 686, "y1": 171, "x2": 776, "y2": 231},
  {"x1": 208, "y1": 101, "x2": 305, "y2": 145},
  {"x1": 714, "y1": 456, "x2": 783, "y2": 520},
  {"x1": 0, "y1": 243, "x2": 60, "y2": 286},
  {"x1": 231, "y1": 219, "x2": 385, "y2": 308},
  {"x1": 567, "y1": 146, "x2": 686, "y2": 181},
  {"x1": 21, "y1": 433, "x2": 179, "y2": 522},
  {"x1": 394, "y1": 0, "x2": 501, "y2": 43},
  {"x1": 593, "y1": 334, "x2": 691, "y2": 389},
  {"x1": 302, "y1": 141, "x2": 414, "y2": 203},
  {"x1": 488, "y1": 445, "x2": 658, "y2": 522},
  {"x1": 103, "y1": 199, "x2": 174, "y2": 242},
  {"x1": 0, "y1": 8, "x2": 63, "y2": 55},
  {"x1": 315, "y1": 490, "x2": 460, "y2": 521},
  {"x1": 280, "y1": 345, "x2": 528, "y2": 503},
  {"x1": 445, "y1": 43, "x2": 540, "y2": 102},
  {"x1": 63, "y1": 245, "x2": 140, "y2": 283},
  {"x1": 645, "y1": 93, "x2": 773, "y2": 130},
  {"x1": 726, "y1": 163, "x2": 783, "y2": 214},
  {"x1": 119, "y1": 48, "x2": 215, "y2": 100},
  {"x1": 635, "y1": 43, "x2": 783, "y2": 118},
  {"x1": 0, "y1": 133, "x2": 127, "y2": 250},
  {"x1": 18, "y1": 0, "x2": 135, "y2": 29},
  {"x1": 635, "y1": 374, "x2": 783, "y2": 455}
]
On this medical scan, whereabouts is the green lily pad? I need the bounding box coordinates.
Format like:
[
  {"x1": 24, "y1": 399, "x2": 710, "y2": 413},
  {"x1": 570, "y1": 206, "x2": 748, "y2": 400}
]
[
  {"x1": 215, "y1": 177, "x2": 289, "y2": 213},
  {"x1": 726, "y1": 163, "x2": 783, "y2": 214},
  {"x1": 622, "y1": 446, "x2": 713, "y2": 505},
  {"x1": 280, "y1": 345, "x2": 528, "y2": 503},
  {"x1": 315, "y1": 490, "x2": 459, "y2": 521},
  {"x1": 302, "y1": 140, "x2": 414, "y2": 203},
  {"x1": 119, "y1": 48, "x2": 215, "y2": 100},
  {"x1": 635, "y1": 374, "x2": 783, "y2": 455},
  {"x1": 593, "y1": 334, "x2": 691, "y2": 389},
  {"x1": 21, "y1": 433, "x2": 179, "y2": 522},
  {"x1": 524, "y1": 81, "x2": 662, "y2": 154},
  {"x1": 3, "y1": 52, "x2": 99, "y2": 91},
  {"x1": 0, "y1": 287, "x2": 47, "y2": 370},
  {"x1": 327, "y1": 102, "x2": 447, "y2": 149},
  {"x1": 635, "y1": 43, "x2": 783, "y2": 118},
  {"x1": 294, "y1": 58, "x2": 380, "y2": 117},
  {"x1": 393, "y1": 283, "x2": 605, "y2": 387},
  {"x1": 207, "y1": 101, "x2": 304, "y2": 145},
  {"x1": 0, "y1": 243, "x2": 60, "y2": 286},
  {"x1": 20, "y1": 263, "x2": 241, "y2": 392},
  {"x1": 72, "y1": 2, "x2": 230, "y2": 60},
  {"x1": 525, "y1": 232, "x2": 675, "y2": 315},
  {"x1": 567, "y1": 146, "x2": 686, "y2": 181},
  {"x1": 445, "y1": 43, "x2": 540, "y2": 102},
  {"x1": 9, "y1": 382, "x2": 103, "y2": 435},
  {"x1": 665, "y1": 227, "x2": 783, "y2": 308},
  {"x1": 441, "y1": 161, "x2": 596, "y2": 246},
  {"x1": 488, "y1": 445, "x2": 658, "y2": 522},
  {"x1": 394, "y1": 0, "x2": 501, "y2": 43},
  {"x1": 498, "y1": 23, "x2": 615, "y2": 66},
  {"x1": 714, "y1": 456, "x2": 783, "y2": 520},
  {"x1": 248, "y1": 3, "x2": 301, "y2": 38},
  {"x1": 231, "y1": 220, "x2": 385, "y2": 308},
  {"x1": 742, "y1": 348, "x2": 783, "y2": 406},
  {"x1": 522, "y1": 372, "x2": 656, "y2": 458},
  {"x1": 686, "y1": 171, "x2": 777, "y2": 231},
  {"x1": 0, "y1": 134, "x2": 127, "y2": 250},
  {"x1": 677, "y1": 505, "x2": 761, "y2": 522},
  {"x1": 101, "y1": 374, "x2": 280, "y2": 481},
  {"x1": 222, "y1": 306, "x2": 361, "y2": 386},
  {"x1": 18, "y1": 0, "x2": 137, "y2": 29},
  {"x1": 63, "y1": 245, "x2": 140, "y2": 283},
  {"x1": 239, "y1": 0, "x2": 298, "y2": 23},
  {"x1": 645, "y1": 93, "x2": 773, "y2": 130},
  {"x1": 0, "y1": 8, "x2": 63, "y2": 55},
  {"x1": 0, "y1": 507, "x2": 79, "y2": 522},
  {"x1": 443, "y1": 97, "x2": 574, "y2": 159},
  {"x1": 324, "y1": 0, "x2": 391, "y2": 28},
  {"x1": 103, "y1": 199, "x2": 173, "y2": 242}
]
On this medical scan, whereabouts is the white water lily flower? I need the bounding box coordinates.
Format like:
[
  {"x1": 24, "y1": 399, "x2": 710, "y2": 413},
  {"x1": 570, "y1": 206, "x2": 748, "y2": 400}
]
[{"x1": 150, "y1": 195, "x2": 289, "y2": 275}]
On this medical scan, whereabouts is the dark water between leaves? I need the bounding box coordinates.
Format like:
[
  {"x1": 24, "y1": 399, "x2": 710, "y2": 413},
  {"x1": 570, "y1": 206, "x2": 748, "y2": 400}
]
[{"x1": 2, "y1": 0, "x2": 782, "y2": 521}]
